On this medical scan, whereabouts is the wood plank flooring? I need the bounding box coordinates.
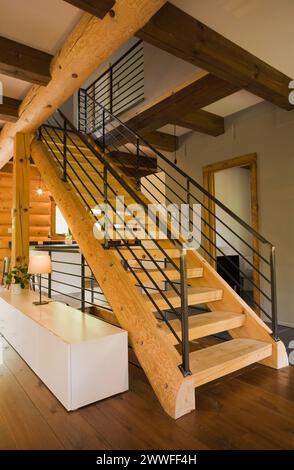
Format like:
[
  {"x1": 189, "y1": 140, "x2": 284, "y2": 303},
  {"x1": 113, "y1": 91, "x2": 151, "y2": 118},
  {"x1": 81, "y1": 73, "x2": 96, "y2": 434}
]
[{"x1": 0, "y1": 335, "x2": 293, "y2": 450}]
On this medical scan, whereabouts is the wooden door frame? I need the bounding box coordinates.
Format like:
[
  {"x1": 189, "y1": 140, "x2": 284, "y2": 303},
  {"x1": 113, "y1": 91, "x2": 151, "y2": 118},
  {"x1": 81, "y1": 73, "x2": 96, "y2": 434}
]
[{"x1": 202, "y1": 153, "x2": 260, "y2": 313}]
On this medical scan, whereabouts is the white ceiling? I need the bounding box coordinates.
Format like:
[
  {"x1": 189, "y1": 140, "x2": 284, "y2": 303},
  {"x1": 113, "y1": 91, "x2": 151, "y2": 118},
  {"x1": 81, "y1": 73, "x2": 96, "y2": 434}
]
[{"x1": 0, "y1": 0, "x2": 82, "y2": 99}]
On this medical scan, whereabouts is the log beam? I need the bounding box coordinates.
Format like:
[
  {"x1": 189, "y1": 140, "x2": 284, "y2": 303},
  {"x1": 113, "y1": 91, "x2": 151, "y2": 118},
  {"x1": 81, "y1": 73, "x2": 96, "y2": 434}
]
[
  {"x1": 63, "y1": 0, "x2": 115, "y2": 18},
  {"x1": 11, "y1": 133, "x2": 31, "y2": 267},
  {"x1": 0, "y1": 36, "x2": 52, "y2": 85},
  {"x1": 0, "y1": 0, "x2": 166, "y2": 168},
  {"x1": 141, "y1": 130, "x2": 179, "y2": 152},
  {"x1": 171, "y1": 109, "x2": 224, "y2": 136},
  {"x1": 0, "y1": 97, "x2": 21, "y2": 123},
  {"x1": 137, "y1": 2, "x2": 293, "y2": 110}
]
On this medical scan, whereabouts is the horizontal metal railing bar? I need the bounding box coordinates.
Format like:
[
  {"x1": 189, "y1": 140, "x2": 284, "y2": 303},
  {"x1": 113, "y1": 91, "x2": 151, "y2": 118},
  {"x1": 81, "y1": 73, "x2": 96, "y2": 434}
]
[
  {"x1": 107, "y1": 82, "x2": 144, "y2": 110},
  {"x1": 75, "y1": 115, "x2": 270, "y2": 300},
  {"x1": 112, "y1": 94, "x2": 145, "y2": 118},
  {"x1": 38, "y1": 283, "x2": 108, "y2": 309},
  {"x1": 115, "y1": 247, "x2": 182, "y2": 341},
  {"x1": 85, "y1": 40, "x2": 142, "y2": 91},
  {"x1": 112, "y1": 50, "x2": 144, "y2": 79},
  {"x1": 189, "y1": 192, "x2": 270, "y2": 266},
  {"x1": 56, "y1": 110, "x2": 183, "y2": 254},
  {"x1": 85, "y1": 94, "x2": 272, "y2": 247},
  {"x1": 138, "y1": 178, "x2": 272, "y2": 300},
  {"x1": 42, "y1": 121, "x2": 184, "y2": 307},
  {"x1": 51, "y1": 269, "x2": 94, "y2": 281},
  {"x1": 112, "y1": 65, "x2": 144, "y2": 91}
]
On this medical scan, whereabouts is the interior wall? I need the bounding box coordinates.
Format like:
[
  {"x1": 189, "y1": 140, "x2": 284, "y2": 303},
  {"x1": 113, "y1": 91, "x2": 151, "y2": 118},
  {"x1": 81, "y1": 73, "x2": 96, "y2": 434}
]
[
  {"x1": 214, "y1": 166, "x2": 252, "y2": 256},
  {"x1": 172, "y1": 101, "x2": 294, "y2": 326},
  {"x1": 0, "y1": 163, "x2": 52, "y2": 272}
]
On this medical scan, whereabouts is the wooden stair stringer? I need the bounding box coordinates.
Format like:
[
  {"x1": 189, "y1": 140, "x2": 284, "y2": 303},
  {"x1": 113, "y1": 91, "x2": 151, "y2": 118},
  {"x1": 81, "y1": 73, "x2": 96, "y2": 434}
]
[
  {"x1": 186, "y1": 249, "x2": 288, "y2": 369},
  {"x1": 31, "y1": 138, "x2": 196, "y2": 419}
]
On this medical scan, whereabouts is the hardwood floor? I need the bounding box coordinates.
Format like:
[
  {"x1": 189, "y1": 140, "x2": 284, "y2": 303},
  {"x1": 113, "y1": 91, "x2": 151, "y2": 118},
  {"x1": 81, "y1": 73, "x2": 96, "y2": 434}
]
[{"x1": 0, "y1": 335, "x2": 293, "y2": 450}]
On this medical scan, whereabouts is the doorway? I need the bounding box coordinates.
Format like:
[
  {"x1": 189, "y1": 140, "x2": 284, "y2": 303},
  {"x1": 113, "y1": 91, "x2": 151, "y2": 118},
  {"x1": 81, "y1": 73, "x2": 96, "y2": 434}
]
[{"x1": 203, "y1": 153, "x2": 259, "y2": 312}]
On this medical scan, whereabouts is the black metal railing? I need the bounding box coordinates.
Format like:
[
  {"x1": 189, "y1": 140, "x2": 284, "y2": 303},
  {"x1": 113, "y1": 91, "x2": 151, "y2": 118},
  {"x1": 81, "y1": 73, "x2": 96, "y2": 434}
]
[
  {"x1": 39, "y1": 112, "x2": 192, "y2": 375},
  {"x1": 79, "y1": 40, "x2": 144, "y2": 134},
  {"x1": 31, "y1": 245, "x2": 111, "y2": 312},
  {"x1": 38, "y1": 100, "x2": 279, "y2": 374},
  {"x1": 78, "y1": 93, "x2": 279, "y2": 342}
]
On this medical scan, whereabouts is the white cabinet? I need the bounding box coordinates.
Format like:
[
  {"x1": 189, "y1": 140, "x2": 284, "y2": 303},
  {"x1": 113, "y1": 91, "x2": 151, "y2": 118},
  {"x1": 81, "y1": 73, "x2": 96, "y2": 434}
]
[{"x1": 0, "y1": 290, "x2": 128, "y2": 410}]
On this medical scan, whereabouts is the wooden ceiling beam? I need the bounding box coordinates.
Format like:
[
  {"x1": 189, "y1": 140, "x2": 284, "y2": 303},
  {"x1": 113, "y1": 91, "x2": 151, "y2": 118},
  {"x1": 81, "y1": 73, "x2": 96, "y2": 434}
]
[
  {"x1": 0, "y1": 0, "x2": 166, "y2": 168},
  {"x1": 0, "y1": 97, "x2": 21, "y2": 123},
  {"x1": 63, "y1": 0, "x2": 115, "y2": 19},
  {"x1": 170, "y1": 109, "x2": 224, "y2": 136},
  {"x1": 104, "y1": 73, "x2": 234, "y2": 146},
  {"x1": 0, "y1": 36, "x2": 52, "y2": 85},
  {"x1": 125, "y1": 73, "x2": 236, "y2": 134},
  {"x1": 141, "y1": 130, "x2": 179, "y2": 152},
  {"x1": 137, "y1": 2, "x2": 293, "y2": 110}
]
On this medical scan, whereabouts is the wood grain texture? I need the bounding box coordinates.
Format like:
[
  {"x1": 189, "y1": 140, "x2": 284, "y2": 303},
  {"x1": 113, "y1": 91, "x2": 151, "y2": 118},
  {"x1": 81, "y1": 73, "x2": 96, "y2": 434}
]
[
  {"x1": 63, "y1": 0, "x2": 115, "y2": 19},
  {"x1": 113, "y1": 73, "x2": 236, "y2": 138},
  {"x1": 1, "y1": 335, "x2": 294, "y2": 450},
  {"x1": 11, "y1": 134, "x2": 31, "y2": 267},
  {"x1": 31, "y1": 138, "x2": 196, "y2": 419},
  {"x1": 0, "y1": 97, "x2": 21, "y2": 123},
  {"x1": 0, "y1": 0, "x2": 166, "y2": 167},
  {"x1": 0, "y1": 163, "x2": 52, "y2": 272},
  {"x1": 0, "y1": 36, "x2": 52, "y2": 85},
  {"x1": 137, "y1": 2, "x2": 293, "y2": 110}
]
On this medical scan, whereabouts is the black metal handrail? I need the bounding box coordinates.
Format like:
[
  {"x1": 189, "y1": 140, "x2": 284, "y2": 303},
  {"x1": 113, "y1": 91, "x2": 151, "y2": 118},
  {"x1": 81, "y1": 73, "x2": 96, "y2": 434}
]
[
  {"x1": 79, "y1": 40, "x2": 144, "y2": 134},
  {"x1": 32, "y1": 245, "x2": 111, "y2": 312},
  {"x1": 39, "y1": 112, "x2": 191, "y2": 375},
  {"x1": 79, "y1": 92, "x2": 279, "y2": 341}
]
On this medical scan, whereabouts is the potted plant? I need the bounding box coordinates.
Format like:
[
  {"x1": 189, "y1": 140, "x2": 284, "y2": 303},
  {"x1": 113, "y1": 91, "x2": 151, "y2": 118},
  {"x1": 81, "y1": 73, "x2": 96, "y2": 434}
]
[
  {"x1": 65, "y1": 231, "x2": 73, "y2": 245},
  {"x1": 4, "y1": 266, "x2": 31, "y2": 295}
]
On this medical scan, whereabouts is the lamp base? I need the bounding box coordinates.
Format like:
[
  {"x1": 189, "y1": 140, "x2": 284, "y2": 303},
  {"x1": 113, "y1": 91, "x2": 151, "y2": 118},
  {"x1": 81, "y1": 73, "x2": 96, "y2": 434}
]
[{"x1": 33, "y1": 300, "x2": 50, "y2": 306}]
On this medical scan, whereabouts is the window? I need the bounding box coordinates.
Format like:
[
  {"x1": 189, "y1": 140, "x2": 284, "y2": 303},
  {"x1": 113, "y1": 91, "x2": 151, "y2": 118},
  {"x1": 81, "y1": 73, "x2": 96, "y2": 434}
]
[{"x1": 55, "y1": 206, "x2": 68, "y2": 235}]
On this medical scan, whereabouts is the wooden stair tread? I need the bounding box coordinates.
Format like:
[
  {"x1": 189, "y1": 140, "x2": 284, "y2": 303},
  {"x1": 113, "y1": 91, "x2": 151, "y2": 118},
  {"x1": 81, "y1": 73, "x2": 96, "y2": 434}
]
[
  {"x1": 189, "y1": 338, "x2": 272, "y2": 387},
  {"x1": 121, "y1": 247, "x2": 180, "y2": 260},
  {"x1": 147, "y1": 287, "x2": 223, "y2": 310},
  {"x1": 163, "y1": 311, "x2": 245, "y2": 344},
  {"x1": 132, "y1": 267, "x2": 203, "y2": 283}
]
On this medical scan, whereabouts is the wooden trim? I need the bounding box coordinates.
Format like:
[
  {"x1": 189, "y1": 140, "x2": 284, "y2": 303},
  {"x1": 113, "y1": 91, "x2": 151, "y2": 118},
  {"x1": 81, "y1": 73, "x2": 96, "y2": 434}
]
[
  {"x1": 137, "y1": 2, "x2": 293, "y2": 110},
  {"x1": 63, "y1": 0, "x2": 115, "y2": 19},
  {"x1": 170, "y1": 109, "x2": 224, "y2": 136},
  {"x1": 0, "y1": 0, "x2": 166, "y2": 168},
  {"x1": 203, "y1": 153, "x2": 260, "y2": 314},
  {"x1": 0, "y1": 36, "x2": 52, "y2": 85},
  {"x1": 0, "y1": 97, "x2": 22, "y2": 123}
]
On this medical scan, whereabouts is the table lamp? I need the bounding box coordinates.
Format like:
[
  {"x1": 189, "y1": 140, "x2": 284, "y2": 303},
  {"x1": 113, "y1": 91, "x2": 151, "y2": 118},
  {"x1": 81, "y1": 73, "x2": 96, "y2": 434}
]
[{"x1": 28, "y1": 254, "x2": 52, "y2": 305}]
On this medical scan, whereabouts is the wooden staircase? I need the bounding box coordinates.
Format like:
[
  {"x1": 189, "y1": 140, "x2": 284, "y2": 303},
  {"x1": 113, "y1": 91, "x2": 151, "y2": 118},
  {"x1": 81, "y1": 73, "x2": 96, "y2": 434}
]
[{"x1": 32, "y1": 123, "x2": 288, "y2": 419}]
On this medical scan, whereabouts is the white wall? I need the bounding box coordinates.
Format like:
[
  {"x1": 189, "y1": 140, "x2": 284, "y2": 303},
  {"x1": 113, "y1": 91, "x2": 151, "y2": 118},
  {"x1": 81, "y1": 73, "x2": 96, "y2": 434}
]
[
  {"x1": 173, "y1": 101, "x2": 294, "y2": 326},
  {"x1": 214, "y1": 166, "x2": 251, "y2": 256}
]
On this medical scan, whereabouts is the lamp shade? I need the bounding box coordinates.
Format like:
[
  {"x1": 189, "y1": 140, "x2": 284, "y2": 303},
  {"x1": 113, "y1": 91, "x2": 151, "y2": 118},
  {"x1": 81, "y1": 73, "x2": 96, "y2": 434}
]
[{"x1": 28, "y1": 255, "x2": 52, "y2": 275}]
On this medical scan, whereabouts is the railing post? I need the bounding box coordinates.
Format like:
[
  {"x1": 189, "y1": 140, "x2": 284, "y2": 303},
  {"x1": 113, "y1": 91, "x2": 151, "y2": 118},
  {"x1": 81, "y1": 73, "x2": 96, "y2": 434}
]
[
  {"x1": 136, "y1": 137, "x2": 140, "y2": 190},
  {"x1": 81, "y1": 254, "x2": 85, "y2": 312},
  {"x1": 179, "y1": 247, "x2": 191, "y2": 376},
  {"x1": 104, "y1": 166, "x2": 109, "y2": 249},
  {"x1": 48, "y1": 252, "x2": 52, "y2": 298},
  {"x1": 102, "y1": 109, "x2": 106, "y2": 152},
  {"x1": 110, "y1": 66, "x2": 113, "y2": 114},
  {"x1": 270, "y1": 245, "x2": 279, "y2": 341},
  {"x1": 63, "y1": 119, "x2": 67, "y2": 181},
  {"x1": 91, "y1": 270, "x2": 95, "y2": 304}
]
